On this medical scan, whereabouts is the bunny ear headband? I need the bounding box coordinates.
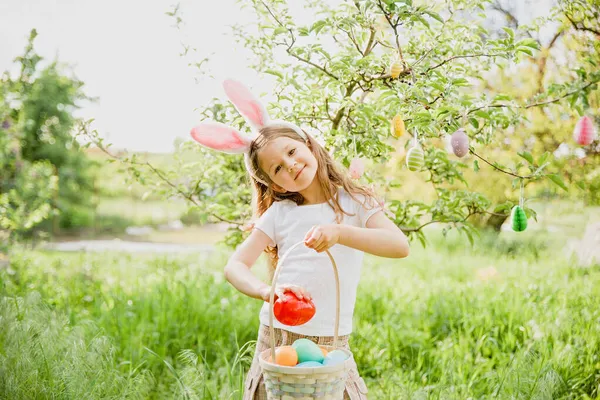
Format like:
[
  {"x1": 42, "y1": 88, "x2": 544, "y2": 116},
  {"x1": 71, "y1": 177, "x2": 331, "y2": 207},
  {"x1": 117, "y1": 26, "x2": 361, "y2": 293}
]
[{"x1": 190, "y1": 79, "x2": 308, "y2": 185}]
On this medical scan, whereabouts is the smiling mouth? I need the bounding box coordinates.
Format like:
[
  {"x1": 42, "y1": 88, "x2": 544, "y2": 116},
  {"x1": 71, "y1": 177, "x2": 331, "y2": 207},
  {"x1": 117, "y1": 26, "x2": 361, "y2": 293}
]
[{"x1": 294, "y1": 166, "x2": 305, "y2": 180}]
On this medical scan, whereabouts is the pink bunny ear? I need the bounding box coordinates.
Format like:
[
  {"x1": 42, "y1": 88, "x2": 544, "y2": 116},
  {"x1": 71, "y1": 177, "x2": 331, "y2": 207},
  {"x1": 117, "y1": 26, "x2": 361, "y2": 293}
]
[
  {"x1": 223, "y1": 79, "x2": 270, "y2": 130},
  {"x1": 190, "y1": 122, "x2": 252, "y2": 154}
]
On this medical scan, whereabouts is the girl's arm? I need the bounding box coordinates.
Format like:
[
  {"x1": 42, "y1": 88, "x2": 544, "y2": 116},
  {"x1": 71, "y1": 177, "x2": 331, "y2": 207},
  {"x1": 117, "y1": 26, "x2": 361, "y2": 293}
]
[
  {"x1": 304, "y1": 211, "x2": 409, "y2": 258},
  {"x1": 224, "y1": 229, "x2": 312, "y2": 301},
  {"x1": 224, "y1": 229, "x2": 273, "y2": 301}
]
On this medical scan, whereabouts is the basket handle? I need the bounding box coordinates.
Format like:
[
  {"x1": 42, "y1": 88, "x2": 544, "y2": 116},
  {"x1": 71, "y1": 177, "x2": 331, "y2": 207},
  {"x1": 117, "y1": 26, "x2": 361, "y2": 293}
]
[{"x1": 268, "y1": 240, "x2": 340, "y2": 363}]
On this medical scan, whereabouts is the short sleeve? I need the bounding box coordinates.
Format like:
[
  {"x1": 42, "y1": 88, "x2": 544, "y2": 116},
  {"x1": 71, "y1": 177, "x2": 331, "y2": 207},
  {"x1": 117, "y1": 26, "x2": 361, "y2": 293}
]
[
  {"x1": 254, "y1": 202, "x2": 279, "y2": 246},
  {"x1": 354, "y1": 194, "x2": 382, "y2": 227}
]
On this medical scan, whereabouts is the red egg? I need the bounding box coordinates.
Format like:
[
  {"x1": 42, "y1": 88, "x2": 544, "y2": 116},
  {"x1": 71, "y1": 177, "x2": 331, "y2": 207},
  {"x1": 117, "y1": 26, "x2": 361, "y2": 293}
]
[
  {"x1": 274, "y1": 291, "x2": 316, "y2": 326},
  {"x1": 451, "y1": 128, "x2": 469, "y2": 157},
  {"x1": 573, "y1": 116, "x2": 597, "y2": 146}
]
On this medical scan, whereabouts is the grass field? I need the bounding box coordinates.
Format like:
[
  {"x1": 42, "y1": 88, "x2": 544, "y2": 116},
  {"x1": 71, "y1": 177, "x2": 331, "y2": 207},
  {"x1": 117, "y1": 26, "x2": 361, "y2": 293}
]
[{"x1": 2, "y1": 217, "x2": 600, "y2": 399}]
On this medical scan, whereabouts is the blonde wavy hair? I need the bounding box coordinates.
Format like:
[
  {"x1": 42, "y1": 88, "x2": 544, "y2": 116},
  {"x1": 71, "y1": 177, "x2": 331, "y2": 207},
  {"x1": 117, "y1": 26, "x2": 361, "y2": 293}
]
[{"x1": 248, "y1": 125, "x2": 377, "y2": 274}]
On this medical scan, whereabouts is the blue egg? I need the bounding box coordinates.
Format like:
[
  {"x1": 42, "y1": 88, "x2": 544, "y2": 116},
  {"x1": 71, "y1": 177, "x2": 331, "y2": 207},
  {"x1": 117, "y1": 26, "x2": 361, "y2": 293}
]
[
  {"x1": 295, "y1": 361, "x2": 323, "y2": 367},
  {"x1": 322, "y1": 350, "x2": 348, "y2": 366}
]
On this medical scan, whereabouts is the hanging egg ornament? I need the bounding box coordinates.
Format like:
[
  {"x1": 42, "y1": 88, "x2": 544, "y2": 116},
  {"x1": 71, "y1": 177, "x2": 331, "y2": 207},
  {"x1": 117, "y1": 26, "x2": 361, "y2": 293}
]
[
  {"x1": 390, "y1": 60, "x2": 403, "y2": 79},
  {"x1": 391, "y1": 115, "x2": 406, "y2": 138},
  {"x1": 406, "y1": 145, "x2": 425, "y2": 171},
  {"x1": 450, "y1": 128, "x2": 469, "y2": 157},
  {"x1": 573, "y1": 116, "x2": 597, "y2": 146},
  {"x1": 349, "y1": 157, "x2": 365, "y2": 179},
  {"x1": 511, "y1": 206, "x2": 528, "y2": 232}
]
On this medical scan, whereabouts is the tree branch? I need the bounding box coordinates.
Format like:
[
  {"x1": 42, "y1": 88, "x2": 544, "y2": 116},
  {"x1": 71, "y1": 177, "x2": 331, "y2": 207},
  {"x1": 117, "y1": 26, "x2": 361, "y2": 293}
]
[
  {"x1": 470, "y1": 149, "x2": 534, "y2": 179},
  {"x1": 468, "y1": 77, "x2": 600, "y2": 114},
  {"x1": 80, "y1": 129, "x2": 241, "y2": 225},
  {"x1": 565, "y1": 12, "x2": 600, "y2": 36},
  {"x1": 426, "y1": 53, "x2": 506, "y2": 73},
  {"x1": 260, "y1": 0, "x2": 340, "y2": 80},
  {"x1": 376, "y1": 0, "x2": 405, "y2": 65}
]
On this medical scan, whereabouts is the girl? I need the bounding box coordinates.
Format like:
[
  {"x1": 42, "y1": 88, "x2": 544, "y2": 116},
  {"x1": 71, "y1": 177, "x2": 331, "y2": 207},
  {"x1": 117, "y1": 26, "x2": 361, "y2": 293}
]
[{"x1": 191, "y1": 79, "x2": 409, "y2": 399}]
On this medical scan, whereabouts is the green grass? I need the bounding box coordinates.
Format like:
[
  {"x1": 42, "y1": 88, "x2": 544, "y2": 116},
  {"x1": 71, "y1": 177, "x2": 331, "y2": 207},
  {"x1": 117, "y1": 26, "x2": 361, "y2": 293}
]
[{"x1": 1, "y1": 229, "x2": 599, "y2": 399}]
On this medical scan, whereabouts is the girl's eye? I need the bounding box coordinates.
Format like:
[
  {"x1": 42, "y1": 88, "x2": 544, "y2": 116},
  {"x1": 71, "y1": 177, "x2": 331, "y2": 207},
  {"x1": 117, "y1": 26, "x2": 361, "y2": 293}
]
[
  {"x1": 288, "y1": 148, "x2": 295, "y2": 156},
  {"x1": 274, "y1": 165, "x2": 281, "y2": 174}
]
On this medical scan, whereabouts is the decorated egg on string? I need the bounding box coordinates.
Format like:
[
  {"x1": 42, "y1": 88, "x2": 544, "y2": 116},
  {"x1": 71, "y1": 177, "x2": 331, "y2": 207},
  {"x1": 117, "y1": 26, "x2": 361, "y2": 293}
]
[
  {"x1": 406, "y1": 145, "x2": 424, "y2": 171},
  {"x1": 511, "y1": 206, "x2": 528, "y2": 232},
  {"x1": 573, "y1": 116, "x2": 597, "y2": 146},
  {"x1": 450, "y1": 128, "x2": 469, "y2": 157},
  {"x1": 349, "y1": 157, "x2": 365, "y2": 179},
  {"x1": 391, "y1": 115, "x2": 405, "y2": 138},
  {"x1": 390, "y1": 60, "x2": 403, "y2": 79}
]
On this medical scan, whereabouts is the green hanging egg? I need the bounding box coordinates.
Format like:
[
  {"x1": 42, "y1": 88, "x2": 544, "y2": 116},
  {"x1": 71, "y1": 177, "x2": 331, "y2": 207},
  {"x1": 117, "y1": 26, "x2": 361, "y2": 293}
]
[
  {"x1": 511, "y1": 206, "x2": 527, "y2": 232},
  {"x1": 406, "y1": 146, "x2": 424, "y2": 171}
]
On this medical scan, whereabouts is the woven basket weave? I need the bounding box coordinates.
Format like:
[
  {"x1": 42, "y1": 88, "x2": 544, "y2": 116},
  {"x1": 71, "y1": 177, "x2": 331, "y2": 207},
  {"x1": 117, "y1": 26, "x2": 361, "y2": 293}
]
[{"x1": 258, "y1": 241, "x2": 353, "y2": 400}]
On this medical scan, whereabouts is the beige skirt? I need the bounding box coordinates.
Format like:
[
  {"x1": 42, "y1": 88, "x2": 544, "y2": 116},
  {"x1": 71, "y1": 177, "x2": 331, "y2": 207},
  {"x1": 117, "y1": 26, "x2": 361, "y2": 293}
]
[{"x1": 243, "y1": 324, "x2": 368, "y2": 400}]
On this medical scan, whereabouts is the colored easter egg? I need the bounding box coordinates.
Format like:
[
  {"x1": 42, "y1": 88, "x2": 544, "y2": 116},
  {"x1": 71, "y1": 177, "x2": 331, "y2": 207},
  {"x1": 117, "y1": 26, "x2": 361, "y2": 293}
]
[
  {"x1": 268, "y1": 346, "x2": 298, "y2": 366},
  {"x1": 390, "y1": 60, "x2": 403, "y2": 78},
  {"x1": 273, "y1": 291, "x2": 316, "y2": 326},
  {"x1": 292, "y1": 339, "x2": 325, "y2": 363},
  {"x1": 450, "y1": 128, "x2": 469, "y2": 158},
  {"x1": 322, "y1": 349, "x2": 349, "y2": 366},
  {"x1": 573, "y1": 116, "x2": 597, "y2": 146},
  {"x1": 349, "y1": 157, "x2": 365, "y2": 179},
  {"x1": 406, "y1": 146, "x2": 424, "y2": 171},
  {"x1": 511, "y1": 206, "x2": 527, "y2": 232},
  {"x1": 391, "y1": 115, "x2": 405, "y2": 138},
  {"x1": 295, "y1": 361, "x2": 323, "y2": 368}
]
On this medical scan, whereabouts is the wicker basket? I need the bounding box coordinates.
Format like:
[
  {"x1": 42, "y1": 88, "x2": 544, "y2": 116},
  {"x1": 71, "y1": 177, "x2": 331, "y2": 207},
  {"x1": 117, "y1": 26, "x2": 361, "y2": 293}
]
[{"x1": 258, "y1": 241, "x2": 354, "y2": 400}]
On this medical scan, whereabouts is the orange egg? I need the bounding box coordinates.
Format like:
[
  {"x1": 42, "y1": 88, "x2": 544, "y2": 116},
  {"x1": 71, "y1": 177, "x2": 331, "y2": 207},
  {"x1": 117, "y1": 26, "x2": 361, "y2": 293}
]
[
  {"x1": 319, "y1": 346, "x2": 329, "y2": 357},
  {"x1": 268, "y1": 346, "x2": 298, "y2": 366}
]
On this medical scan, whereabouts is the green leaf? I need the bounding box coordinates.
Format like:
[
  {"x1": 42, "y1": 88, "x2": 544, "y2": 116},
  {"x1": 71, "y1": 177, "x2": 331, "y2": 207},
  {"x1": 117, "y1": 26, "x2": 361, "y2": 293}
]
[
  {"x1": 547, "y1": 174, "x2": 568, "y2": 191},
  {"x1": 274, "y1": 27, "x2": 288, "y2": 35},
  {"x1": 452, "y1": 78, "x2": 470, "y2": 87},
  {"x1": 424, "y1": 10, "x2": 444, "y2": 23},
  {"x1": 473, "y1": 160, "x2": 479, "y2": 172},
  {"x1": 265, "y1": 69, "x2": 284, "y2": 79},
  {"x1": 538, "y1": 151, "x2": 550, "y2": 166},
  {"x1": 517, "y1": 47, "x2": 534, "y2": 56},
  {"x1": 517, "y1": 38, "x2": 540, "y2": 49},
  {"x1": 502, "y1": 27, "x2": 514, "y2": 39},
  {"x1": 311, "y1": 20, "x2": 327, "y2": 34},
  {"x1": 517, "y1": 151, "x2": 534, "y2": 165}
]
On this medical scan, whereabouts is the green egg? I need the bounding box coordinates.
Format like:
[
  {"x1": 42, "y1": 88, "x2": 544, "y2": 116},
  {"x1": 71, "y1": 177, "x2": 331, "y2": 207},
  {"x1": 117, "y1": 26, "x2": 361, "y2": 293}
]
[
  {"x1": 511, "y1": 205, "x2": 527, "y2": 232},
  {"x1": 292, "y1": 339, "x2": 325, "y2": 363},
  {"x1": 406, "y1": 146, "x2": 424, "y2": 171}
]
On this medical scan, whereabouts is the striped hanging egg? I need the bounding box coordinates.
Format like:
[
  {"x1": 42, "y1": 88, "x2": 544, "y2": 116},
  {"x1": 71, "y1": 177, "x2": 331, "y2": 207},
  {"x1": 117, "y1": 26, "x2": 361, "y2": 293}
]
[
  {"x1": 390, "y1": 60, "x2": 403, "y2": 79},
  {"x1": 391, "y1": 114, "x2": 405, "y2": 138},
  {"x1": 511, "y1": 205, "x2": 527, "y2": 232},
  {"x1": 573, "y1": 116, "x2": 597, "y2": 146},
  {"x1": 406, "y1": 146, "x2": 424, "y2": 171}
]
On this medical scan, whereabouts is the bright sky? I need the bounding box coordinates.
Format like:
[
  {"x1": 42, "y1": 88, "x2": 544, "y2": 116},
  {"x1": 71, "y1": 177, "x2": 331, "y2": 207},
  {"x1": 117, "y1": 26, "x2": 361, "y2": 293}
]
[
  {"x1": 0, "y1": 0, "x2": 280, "y2": 153},
  {"x1": 1, "y1": 0, "x2": 556, "y2": 153}
]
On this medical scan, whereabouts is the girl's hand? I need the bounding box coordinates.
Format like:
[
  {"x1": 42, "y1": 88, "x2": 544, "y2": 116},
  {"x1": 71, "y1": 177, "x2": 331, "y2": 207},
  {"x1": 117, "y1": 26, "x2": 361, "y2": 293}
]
[
  {"x1": 260, "y1": 284, "x2": 312, "y2": 303},
  {"x1": 304, "y1": 224, "x2": 340, "y2": 253}
]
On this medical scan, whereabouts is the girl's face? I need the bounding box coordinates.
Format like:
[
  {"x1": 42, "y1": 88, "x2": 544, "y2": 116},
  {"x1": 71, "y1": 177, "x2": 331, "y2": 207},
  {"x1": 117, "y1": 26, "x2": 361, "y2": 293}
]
[{"x1": 257, "y1": 136, "x2": 318, "y2": 193}]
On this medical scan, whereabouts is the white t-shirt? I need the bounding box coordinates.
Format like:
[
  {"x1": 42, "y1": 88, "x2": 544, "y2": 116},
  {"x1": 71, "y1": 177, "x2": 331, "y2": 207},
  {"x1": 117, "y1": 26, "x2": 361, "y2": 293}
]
[{"x1": 254, "y1": 188, "x2": 381, "y2": 336}]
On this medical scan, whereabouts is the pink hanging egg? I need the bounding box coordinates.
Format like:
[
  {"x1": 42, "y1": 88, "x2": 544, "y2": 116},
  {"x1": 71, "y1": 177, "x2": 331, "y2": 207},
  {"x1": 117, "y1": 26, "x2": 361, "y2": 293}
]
[
  {"x1": 349, "y1": 157, "x2": 365, "y2": 179},
  {"x1": 573, "y1": 116, "x2": 597, "y2": 146},
  {"x1": 450, "y1": 128, "x2": 469, "y2": 157}
]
